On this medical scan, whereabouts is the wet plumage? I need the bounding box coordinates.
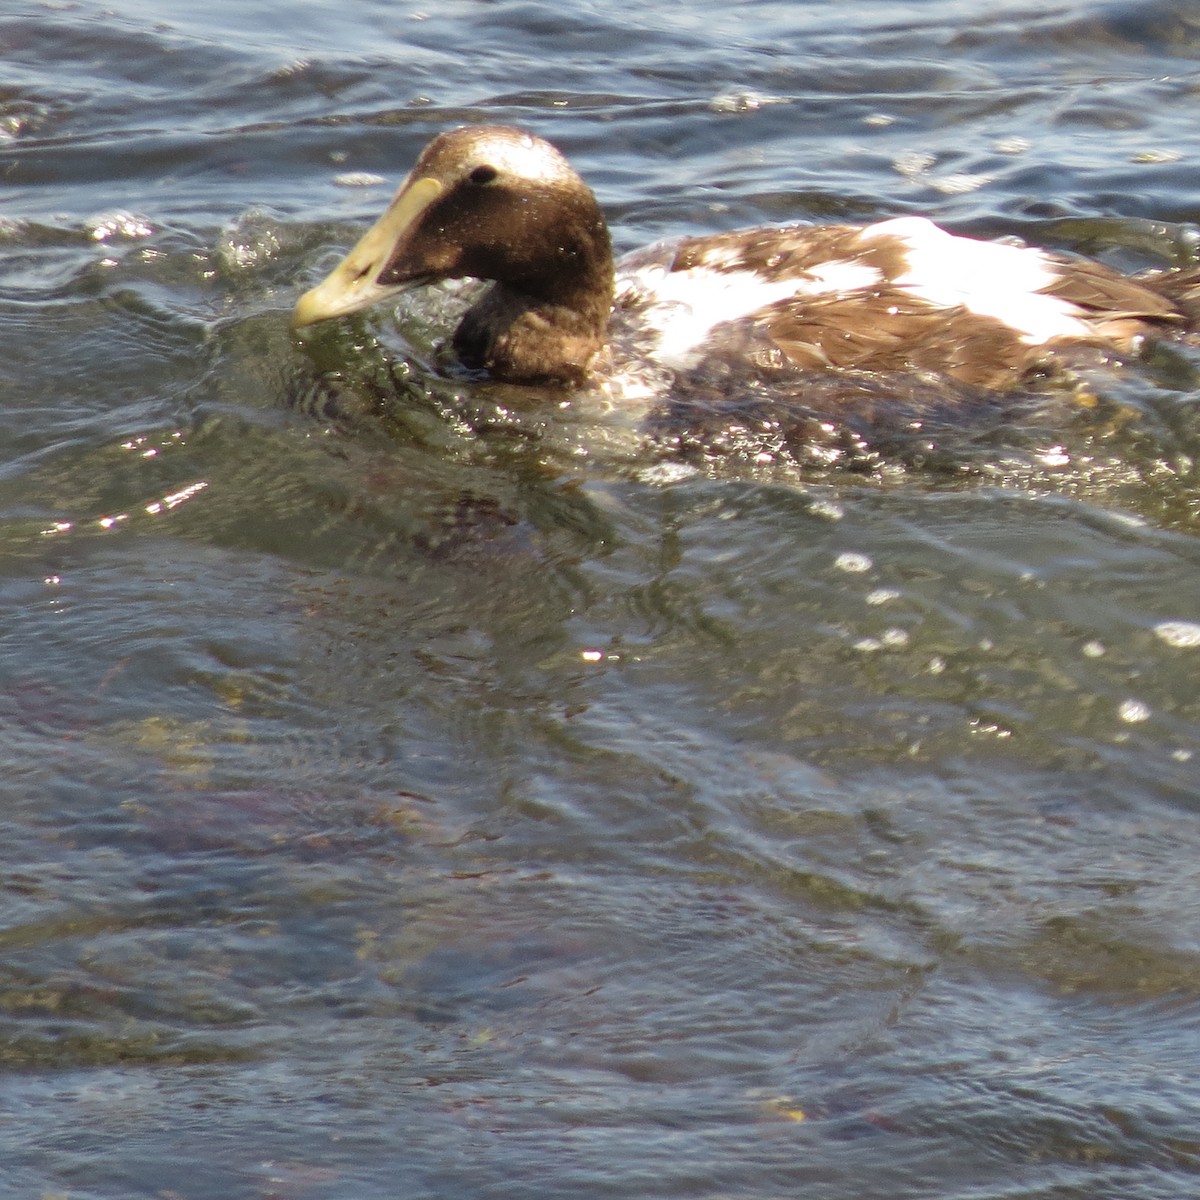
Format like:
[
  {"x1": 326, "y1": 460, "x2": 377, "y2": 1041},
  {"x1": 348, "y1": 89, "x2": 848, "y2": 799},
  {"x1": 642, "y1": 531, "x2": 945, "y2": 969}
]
[{"x1": 292, "y1": 124, "x2": 1200, "y2": 408}]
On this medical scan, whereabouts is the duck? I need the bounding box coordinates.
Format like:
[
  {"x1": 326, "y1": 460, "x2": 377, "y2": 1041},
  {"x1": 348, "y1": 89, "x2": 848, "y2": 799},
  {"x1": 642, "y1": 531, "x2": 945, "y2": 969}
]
[{"x1": 291, "y1": 124, "x2": 1200, "y2": 402}]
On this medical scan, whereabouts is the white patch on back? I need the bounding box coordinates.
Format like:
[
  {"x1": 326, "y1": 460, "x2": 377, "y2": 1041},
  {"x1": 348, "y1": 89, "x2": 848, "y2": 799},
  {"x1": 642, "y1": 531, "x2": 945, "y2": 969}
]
[
  {"x1": 861, "y1": 216, "x2": 1089, "y2": 345},
  {"x1": 620, "y1": 257, "x2": 881, "y2": 370},
  {"x1": 616, "y1": 216, "x2": 1095, "y2": 374}
]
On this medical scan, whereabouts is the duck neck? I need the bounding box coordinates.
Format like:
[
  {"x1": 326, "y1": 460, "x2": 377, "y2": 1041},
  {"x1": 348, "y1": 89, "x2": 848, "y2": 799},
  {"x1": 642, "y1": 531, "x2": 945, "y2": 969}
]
[{"x1": 453, "y1": 223, "x2": 615, "y2": 386}]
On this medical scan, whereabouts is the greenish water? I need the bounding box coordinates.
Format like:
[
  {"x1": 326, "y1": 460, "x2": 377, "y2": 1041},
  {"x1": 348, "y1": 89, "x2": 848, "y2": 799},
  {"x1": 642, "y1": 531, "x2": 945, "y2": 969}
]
[{"x1": 2, "y1": 1, "x2": 1200, "y2": 1197}]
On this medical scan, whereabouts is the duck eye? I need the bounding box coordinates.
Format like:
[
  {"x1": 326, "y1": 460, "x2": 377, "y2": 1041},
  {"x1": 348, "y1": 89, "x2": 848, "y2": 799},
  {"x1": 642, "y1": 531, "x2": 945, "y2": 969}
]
[{"x1": 468, "y1": 164, "x2": 498, "y2": 186}]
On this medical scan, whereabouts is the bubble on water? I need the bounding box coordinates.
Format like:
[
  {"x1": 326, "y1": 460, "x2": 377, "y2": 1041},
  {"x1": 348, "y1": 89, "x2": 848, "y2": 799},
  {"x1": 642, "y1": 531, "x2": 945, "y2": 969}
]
[
  {"x1": 216, "y1": 208, "x2": 283, "y2": 271},
  {"x1": 833, "y1": 551, "x2": 872, "y2": 574},
  {"x1": 1118, "y1": 699, "x2": 1150, "y2": 724},
  {"x1": 637, "y1": 461, "x2": 698, "y2": 485},
  {"x1": 1131, "y1": 148, "x2": 1182, "y2": 164},
  {"x1": 1036, "y1": 445, "x2": 1071, "y2": 468},
  {"x1": 808, "y1": 499, "x2": 844, "y2": 521},
  {"x1": 969, "y1": 719, "x2": 1011, "y2": 739},
  {"x1": 857, "y1": 626, "x2": 910, "y2": 652},
  {"x1": 866, "y1": 588, "x2": 900, "y2": 605},
  {"x1": 1154, "y1": 620, "x2": 1200, "y2": 649},
  {"x1": 709, "y1": 87, "x2": 784, "y2": 114},
  {"x1": 893, "y1": 150, "x2": 935, "y2": 179},
  {"x1": 930, "y1": 172, "x2": 992, "y2": 195},
  {"x1": 84, "y1": 210, "x2": 154, "y2": 242},
  {"x1": 334, "y1": 172, "x2": 387, "y2": 188}
]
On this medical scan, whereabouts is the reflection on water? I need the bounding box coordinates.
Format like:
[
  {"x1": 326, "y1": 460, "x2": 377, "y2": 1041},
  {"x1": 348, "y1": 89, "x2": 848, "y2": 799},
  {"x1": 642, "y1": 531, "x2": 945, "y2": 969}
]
[{"x1": 2, "y1": 1, "x2": 1200, "y2": 1198}]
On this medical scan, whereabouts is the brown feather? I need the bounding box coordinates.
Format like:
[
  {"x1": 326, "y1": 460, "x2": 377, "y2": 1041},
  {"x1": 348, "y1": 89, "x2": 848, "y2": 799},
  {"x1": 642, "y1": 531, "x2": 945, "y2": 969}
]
[{"x1": 296, "y1": 126, "x2": 1200, "y2": 398}]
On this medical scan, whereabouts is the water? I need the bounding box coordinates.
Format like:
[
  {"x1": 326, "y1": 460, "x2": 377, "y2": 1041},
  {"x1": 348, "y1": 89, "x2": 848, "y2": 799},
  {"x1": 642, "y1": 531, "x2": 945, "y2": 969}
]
[{"x1": 2, "y1": 1, "x2": 1200, "y2": 1196}]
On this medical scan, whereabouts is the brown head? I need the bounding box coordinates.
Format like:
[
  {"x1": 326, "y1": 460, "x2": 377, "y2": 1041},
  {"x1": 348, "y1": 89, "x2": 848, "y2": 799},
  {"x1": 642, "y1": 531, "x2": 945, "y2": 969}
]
[{"x1": 292, "y1": 126, "x2": 615, "y2": 382}]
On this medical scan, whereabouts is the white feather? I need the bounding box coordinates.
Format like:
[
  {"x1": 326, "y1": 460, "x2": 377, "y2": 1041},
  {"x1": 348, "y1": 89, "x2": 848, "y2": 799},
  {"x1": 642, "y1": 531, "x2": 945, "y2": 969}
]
[
  {"x1": 861, "y1": 216, "x2": 1090, "y2": 345},
  {"x1": 616, "y1": 216, "x2": 1092, "y2": 374},
  {"x1": 622, "y1": 258, "x2": 881, "y2": 370}
]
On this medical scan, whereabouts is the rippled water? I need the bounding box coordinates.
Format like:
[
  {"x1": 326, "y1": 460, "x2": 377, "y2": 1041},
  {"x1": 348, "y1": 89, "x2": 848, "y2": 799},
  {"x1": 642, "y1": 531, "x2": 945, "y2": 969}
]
[{"x1": 3, "y1": 1, "x2": 1200, "y2": 1197}]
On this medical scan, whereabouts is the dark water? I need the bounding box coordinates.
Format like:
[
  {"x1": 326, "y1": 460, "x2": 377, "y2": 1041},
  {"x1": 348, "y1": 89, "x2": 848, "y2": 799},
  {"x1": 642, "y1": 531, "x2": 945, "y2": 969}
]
[{"x1": 3, "y1": 1, "x2": 1200, "y2": 1196}]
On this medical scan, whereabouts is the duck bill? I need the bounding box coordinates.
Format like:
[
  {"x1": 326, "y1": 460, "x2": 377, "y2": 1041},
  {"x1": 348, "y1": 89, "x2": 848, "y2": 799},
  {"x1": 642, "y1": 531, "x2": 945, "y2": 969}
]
[{"x1": 291, "y1": 175, "x2": 445, "y2": 328}]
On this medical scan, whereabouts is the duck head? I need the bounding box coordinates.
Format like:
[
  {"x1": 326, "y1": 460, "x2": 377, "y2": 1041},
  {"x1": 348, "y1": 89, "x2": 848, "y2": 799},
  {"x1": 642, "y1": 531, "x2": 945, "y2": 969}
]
[{"x1": 292, "y1": 125, "x2": 614, "y2": 382}]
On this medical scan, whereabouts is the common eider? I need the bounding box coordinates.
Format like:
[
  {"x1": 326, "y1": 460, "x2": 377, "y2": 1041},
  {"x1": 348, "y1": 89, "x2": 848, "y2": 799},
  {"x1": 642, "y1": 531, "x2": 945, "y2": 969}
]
[{"x1": 292, "y1": 125, "x2": 1200, "y2": 400}]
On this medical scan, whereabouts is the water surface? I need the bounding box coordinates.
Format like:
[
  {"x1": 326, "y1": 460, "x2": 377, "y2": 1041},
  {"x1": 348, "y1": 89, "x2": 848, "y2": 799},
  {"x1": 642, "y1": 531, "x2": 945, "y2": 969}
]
[{"x1": 2, "y1": 1, "x2": 1200, "y2": 1197}]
